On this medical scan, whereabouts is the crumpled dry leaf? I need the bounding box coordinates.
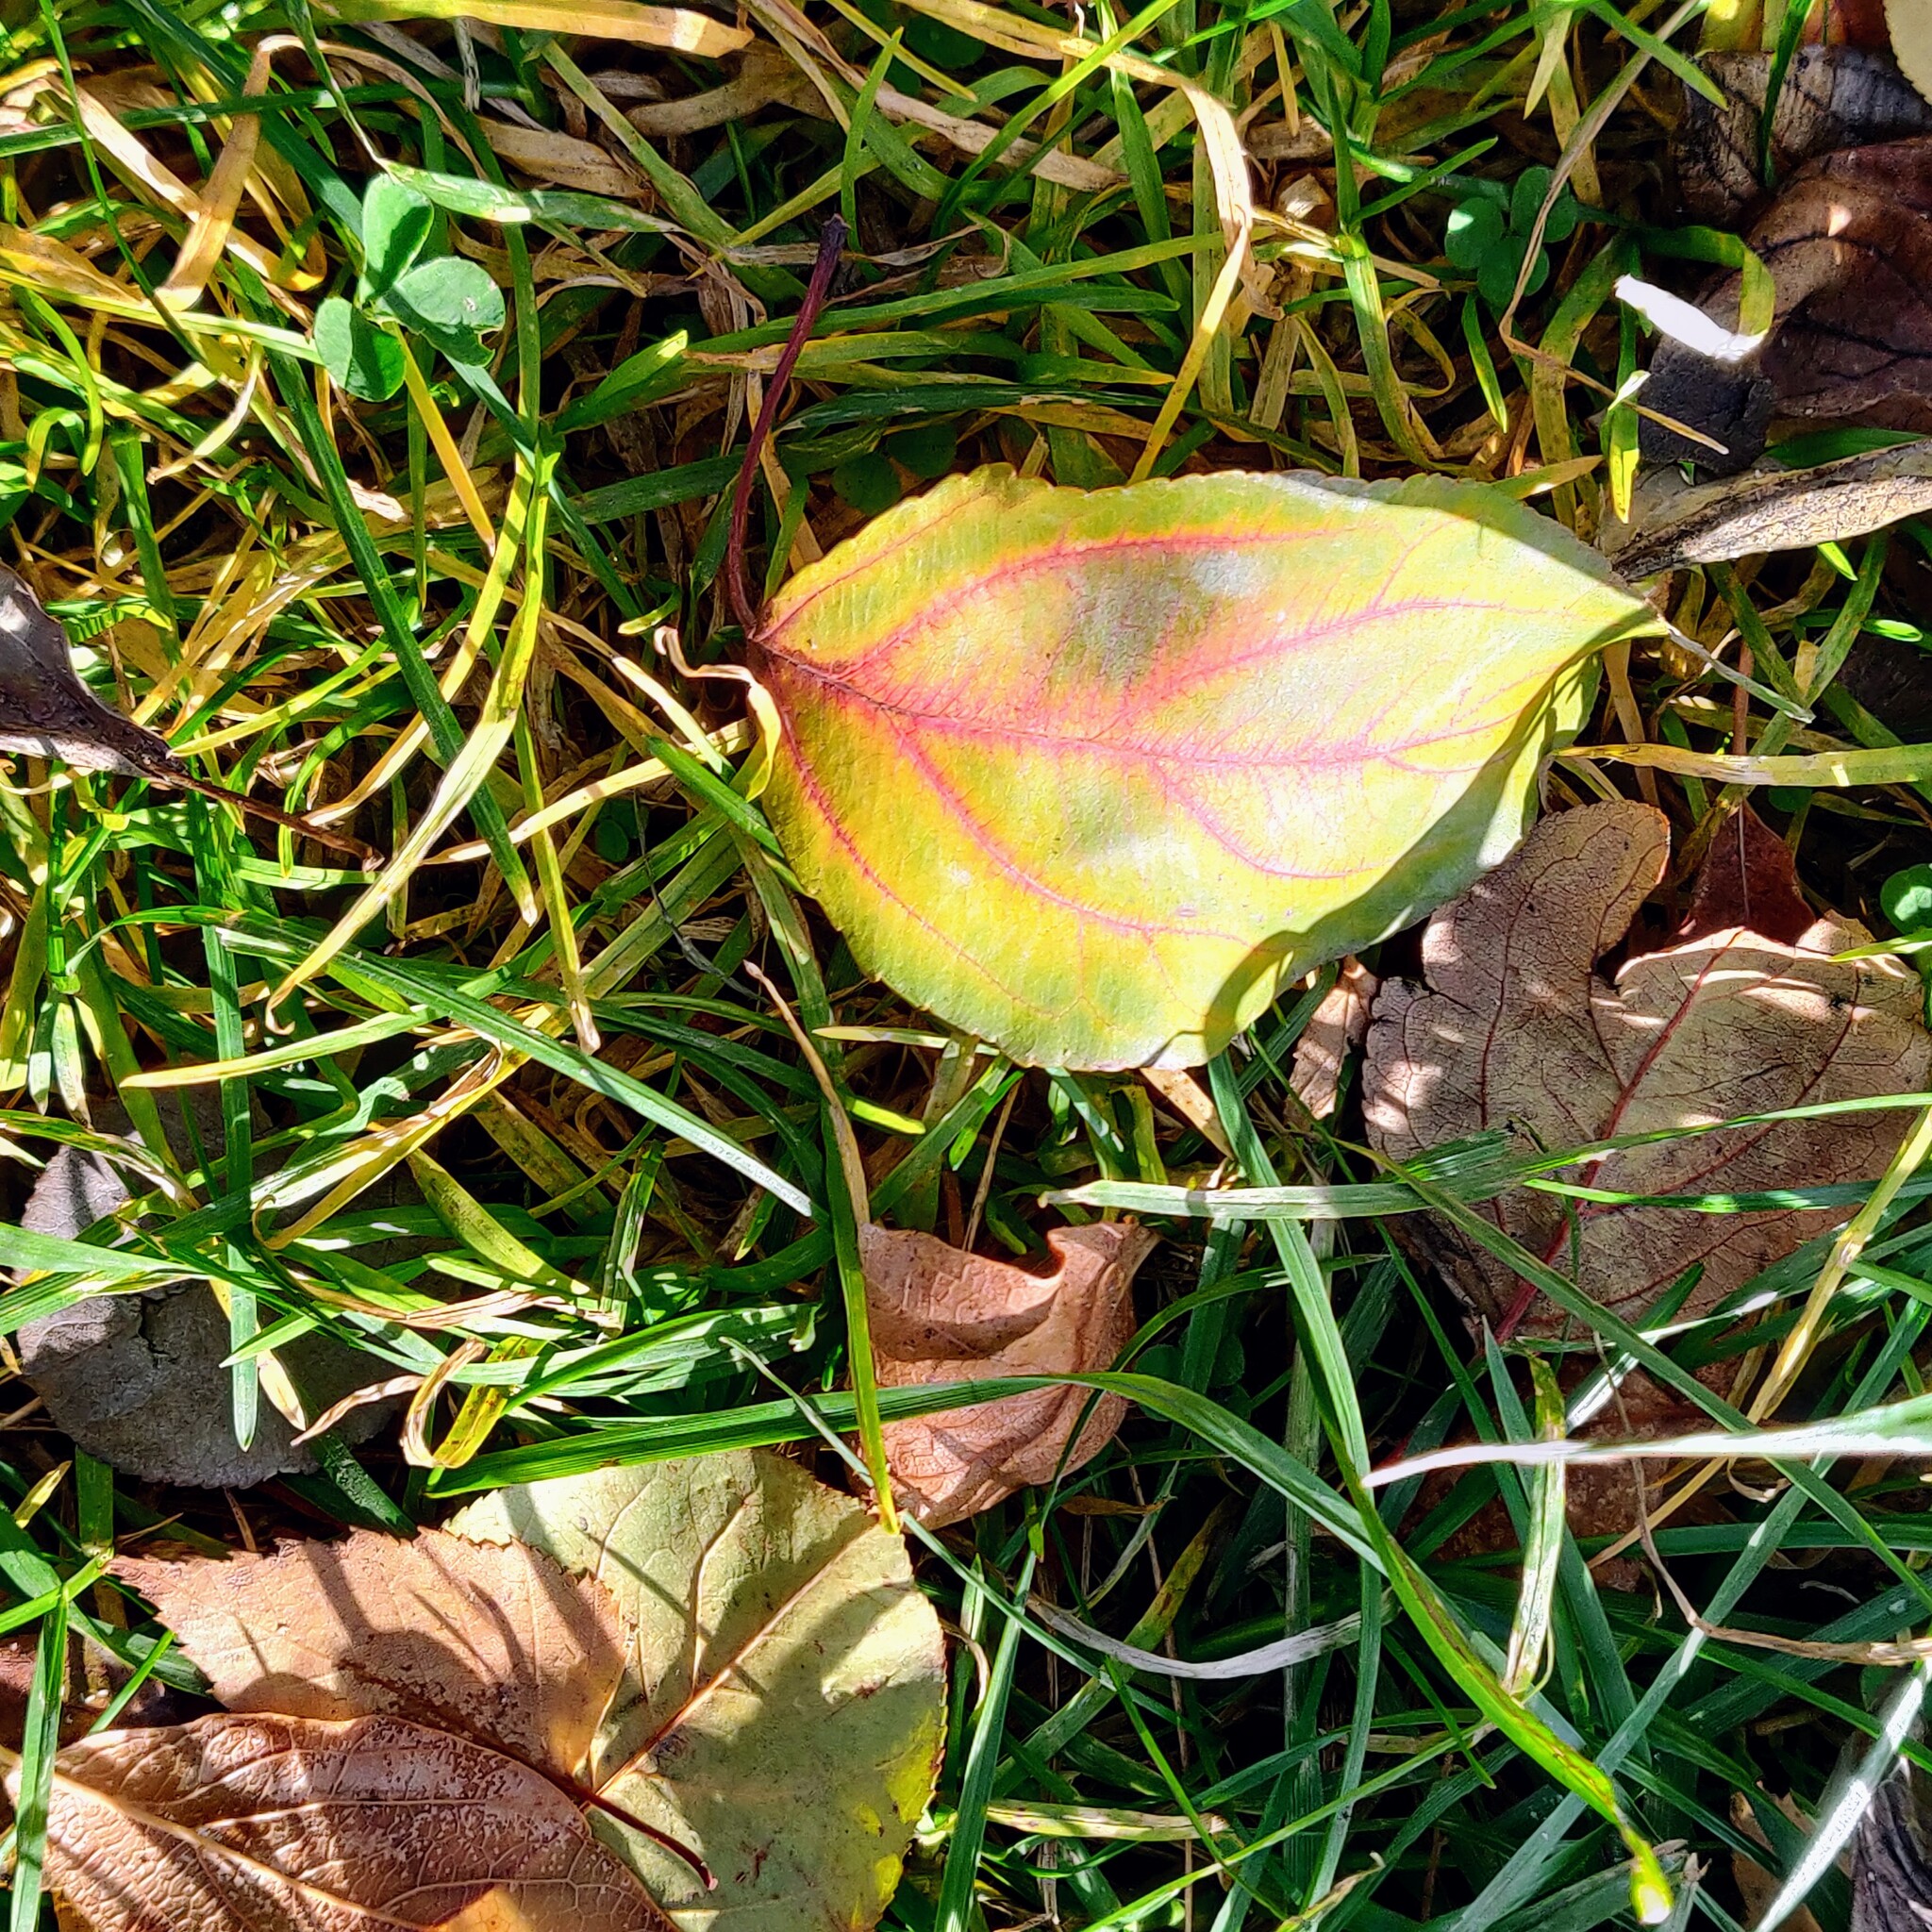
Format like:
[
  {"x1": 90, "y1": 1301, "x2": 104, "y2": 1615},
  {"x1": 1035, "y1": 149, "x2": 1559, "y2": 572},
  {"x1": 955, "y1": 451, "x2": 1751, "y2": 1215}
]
[
  {"x1": 22, "y1": 1711, "x2": 670, "y2": 1932},
  {"x1": 1602, "y1": 438, "x2": 1932, "y2": 573},
  {"x1": 1643, "y1": 136, "x2": 1932, "y2": 473},
  {"x1": 1362, "y1": 799, "x2": 1932, "y2": 1334},
  {"x1": 113, "y1": 1529, "x2": 625, "y2": 1783},
  {"x1": 1290, "y1": 958, "x2": 1380, "y2": 1121},
  {"x1": 453, "y1": 1453, "x2": 947, "y2": 1932},
  {"x1": 1673, "y1": 46, "x2": 1932, "y2": 225},
  {"x1": 863, "y1": 1220, "x2": 1158, "y2": 1526}
]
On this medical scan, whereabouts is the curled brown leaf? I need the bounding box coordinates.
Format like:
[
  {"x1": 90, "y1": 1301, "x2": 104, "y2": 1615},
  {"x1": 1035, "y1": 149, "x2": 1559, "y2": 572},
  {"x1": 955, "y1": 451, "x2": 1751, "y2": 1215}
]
[
  {"x1": 1673, "y1": 46, "x2": 1931, "y2": 226},
  {"x1": 1644, "y1": 136, "x2": 1932, "y2": 474},
  {"x1": 864, "y1": 1220, "x2": 1158, "y2": 1526}
]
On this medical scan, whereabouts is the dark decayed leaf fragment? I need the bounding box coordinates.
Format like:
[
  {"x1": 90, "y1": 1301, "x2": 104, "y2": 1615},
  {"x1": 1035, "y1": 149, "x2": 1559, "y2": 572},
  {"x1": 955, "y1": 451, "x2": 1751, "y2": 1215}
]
[
  {"x1": 1603, "y1": 438, "x2": 1932, "y2": 574},
  {"x1": 0, "y1": 564, "x2": 378, "y2": 864},
  {"x1": 1672, "y1": 46, "x2": 1932, "y2": 226},
  {"x1": 1853, "y1": 1771, "x2": 1932, "y2": 1932},
  {"x1": 1642, "y1": 137, "x2": 1932, "y2": 474}
]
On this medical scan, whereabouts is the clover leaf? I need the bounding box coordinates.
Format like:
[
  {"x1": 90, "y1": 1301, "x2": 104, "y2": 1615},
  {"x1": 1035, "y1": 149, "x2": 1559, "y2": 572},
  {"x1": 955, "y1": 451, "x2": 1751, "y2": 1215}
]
[
  {"x1": 1444, "y1": 166, "x2": 1584, "y2": 310},
  {"x1": 313, "y1": 175, "x2": 504, "y2": 402}
]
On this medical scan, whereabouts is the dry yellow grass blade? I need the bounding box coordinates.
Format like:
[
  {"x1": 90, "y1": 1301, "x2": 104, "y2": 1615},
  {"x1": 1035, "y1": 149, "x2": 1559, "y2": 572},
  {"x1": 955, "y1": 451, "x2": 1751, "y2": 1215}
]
[
  {"x1": 267, "y1": 467, "x2": 548, "y2": 1009},
  {"x1": 0, "y1": 227, "x2": 156, "y2": 321},
  {"x1": 156, "y1": 37, "x2": 307, "y2": 309},
  {"x1": 68, "y1": 85, "x2": 295, "y2": 296},
  {"x1": 320, "y1": 0, "x2": 749, "y2": 57}
]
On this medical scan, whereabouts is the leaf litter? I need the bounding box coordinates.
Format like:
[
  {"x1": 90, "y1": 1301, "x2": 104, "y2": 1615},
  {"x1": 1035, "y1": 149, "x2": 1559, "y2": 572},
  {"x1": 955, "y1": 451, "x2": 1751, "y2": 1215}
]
[
  {"x1": 15, "y1": 0, "x2": 1932, "y2": 1926},
  {"x1": 80, "y1": 1451, "x2": 945, "y2": 1932},
  {"x1": 863, "y1": 1219, "x2": 1158, "y2": 1525},
  {"x1": 1363, "y1": 798, "x2": 1932, "y2": 1339}
]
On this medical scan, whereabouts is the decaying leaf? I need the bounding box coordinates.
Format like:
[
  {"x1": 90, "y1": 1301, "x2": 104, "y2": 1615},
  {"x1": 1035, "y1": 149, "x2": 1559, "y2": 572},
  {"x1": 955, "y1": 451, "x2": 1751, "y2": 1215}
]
[
  {"x1": 21, "y1": 1711, "x2": 671, "y2": 1931},
  {"x1": 863, "y1": 1220, "x2": 1158, "y2": 1526},
  {"x1": 0, "y1": 567, "x2": 184, "y2": 777},
  {"x1": 1890, "y1": 0, "x2": 1932, "y2": 108},
  {"x1": 1602, "y1": 438, "x2": 1932, "y2": 573},
  {"x1": 452, "y1": 1452, "x2": 947, "y2": 1932},
  {"x1": 1673, "y1": 47, "x2": 1932, "y2": 225},
  {"x1": 1677, "y1": 803, "x2": 1814, "y2": 945},
  {"x1": 1852, "y1": 1771, "x2": 1932, "y2": 1931},
  {"x1": 1362, "y1": 799, "x2": 1932, "y2": 1334},
  {"x1": 16, "y1": 1097, "x2": 400, "y2": 1488},
  {"x1": 754, "y1": 465, "x2": 1657, "y2": 1071},
  {"x1": 113, "y1": 1529, "x2": 626, "y2": 1782},
  {"x1": 1643, "y1": 137, "x2": 1932, "y2": 474},
  {"x1": 1291, "y1": 958, "x2": 1380, "y2": 1121}
]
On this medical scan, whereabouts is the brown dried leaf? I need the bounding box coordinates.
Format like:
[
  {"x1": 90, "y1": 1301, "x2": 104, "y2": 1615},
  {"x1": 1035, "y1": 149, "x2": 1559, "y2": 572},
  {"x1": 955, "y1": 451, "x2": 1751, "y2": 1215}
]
[
  {"x1": 1290, "y1": 958, "x2": 1379, "y2": 1121},
  {"x1": 863, "y1": 1221, "x2": 1158, "y2": 1526},
  {"x1": 1678, "y1": 805, "x2": 1814, "y2": 946},
  {"x1": 1673, "y1": 46, "x2": 1932, "y2": 225},
  {"x1": 1890, "y1": 0, "x2": 1932, "y2": 108},
  {"x1": 1603, "y1": 438, "x2": 1932, "y2": 574},
  {"x1": 24, "y1": 1711, "x2": 671, "y2": 1932},
  {"x1": 112, "y1": 1529, "x2": 625, "y2": 1783},
  {"x1": 1362, "y1": 799, "x2": 1932, "y2": 1333},
  {"x1": 1645, "y1": 137, "x2": 1932, "y2": 473}
]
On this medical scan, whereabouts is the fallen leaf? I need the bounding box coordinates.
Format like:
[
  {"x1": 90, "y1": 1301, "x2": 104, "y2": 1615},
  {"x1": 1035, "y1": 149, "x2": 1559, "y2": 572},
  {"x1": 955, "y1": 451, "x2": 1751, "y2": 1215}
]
[
  {"x1": 1672, "y1": 47, "x2": 1931, "y2": 225},
  {"x1": 1852, "y1": 1772, "x2": 1932, "y2": 1930},
  {"x1": 755, "y1": 465, "x2": 1657, "y2": 1071},
  {"x1": 1642, "y1": 137, "x2": 1932, "y2": 474},
  {"x1": 1602, "y1": 438, "x2": 1932, "y2": 573},
  {"x1": 1890, "y1": 0, "x2": 1932, "y2": 107},
  {"x1": 16, "y1": 1097, "x2": 399, "y2": 1489},
  {"x1": 1361, "y1": 799, "x2": 1932, "y2": 1334},
  {"x1": 1677, "y1": 805, "x2": 1813, "y2": 946},
  {"x1": 0, "y1": 563, "x2": 375, "y2": 859},
  {"x1": 19, "y1": 1711, "x2": 671, "y2": 1931},
  {"x1": 112, "y1": 1529, "x2": 626, "y2": 1783},
  {"x1": 862, "y1": 1220, "x2": 1158, "y2": 1525},
  {"x1": 1291, "y1": 958, "x2": 1380, "y2": 1120},
  {"x1": 452, "y1": 1452, "x2": 947, "y2": 1932},
  {"x1": 0, "y1": 566, "x2": 187, "y2": 776}
]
